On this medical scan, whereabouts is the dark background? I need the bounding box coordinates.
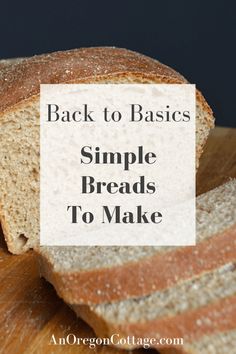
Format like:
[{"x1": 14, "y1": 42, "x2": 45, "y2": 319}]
[{"x1": 0, "y1": 0, "x2": 235, "y2": 127}]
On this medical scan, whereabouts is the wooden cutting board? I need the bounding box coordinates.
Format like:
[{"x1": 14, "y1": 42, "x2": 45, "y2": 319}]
[{"x1": 0, "y1": 127, "x2": 235, "y2": 354}]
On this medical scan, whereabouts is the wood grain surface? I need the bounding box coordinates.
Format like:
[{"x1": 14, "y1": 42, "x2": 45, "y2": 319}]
[{"x1": 0, "y1": 127, "x2": 235, "y2": 354}]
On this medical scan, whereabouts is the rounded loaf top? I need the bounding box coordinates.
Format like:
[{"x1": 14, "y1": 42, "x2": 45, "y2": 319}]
[{"x1": 0, "y1": 47, "x2": 189, "y2": 113}]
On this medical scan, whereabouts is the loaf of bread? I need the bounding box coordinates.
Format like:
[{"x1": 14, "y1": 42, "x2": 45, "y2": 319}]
[
  {"x1": 39, "y1": 179, "x2": 236, "y2": 304},
  {"x1": 0, "y1": 47, "x2": 214, "y2": 254}
]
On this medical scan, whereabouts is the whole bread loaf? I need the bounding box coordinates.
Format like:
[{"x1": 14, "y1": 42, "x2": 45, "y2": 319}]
[
  {"x1": 39, "y1": 180, "x2": 236, "y2": 304},
  {"x1": 0, "y1": 47, "x2": 214, "y2": 254}
]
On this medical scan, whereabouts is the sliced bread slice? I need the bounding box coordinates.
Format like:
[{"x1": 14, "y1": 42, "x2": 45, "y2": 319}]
[
  {"x1": 71, "y1": 262, "x2": 236, "y2": 352},
  {"x1": 0, "y1": 47, "x2": 214, "y2": 254},
  {"x1": 178, "y1": 329, "x2": 236, "y2": 354},
  {"x1": 38, "y1": 179, "x2": 236, "y2": 304}
]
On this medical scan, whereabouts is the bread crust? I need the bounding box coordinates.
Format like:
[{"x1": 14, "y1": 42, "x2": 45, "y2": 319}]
[
  {"x1": 0, "y1": 57, "x2": 24, "y2": 70},
  {"x1": 0, "y1": 47, "x2": 212, "y2": 122},
  {"x1": 38, "y1": 225, "x2": 236, "y2": 304}
]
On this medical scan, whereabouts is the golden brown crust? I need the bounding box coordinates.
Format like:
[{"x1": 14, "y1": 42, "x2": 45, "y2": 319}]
[
  {"x1": 0, "y1": 47, "x2": 212, "y2": 119},
  {"x1": 73, "y1": 295, "x2": 236, "y2": 351},
  {"x1": 38, "y1": 225, "x2": 236, "y2": 304}
]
